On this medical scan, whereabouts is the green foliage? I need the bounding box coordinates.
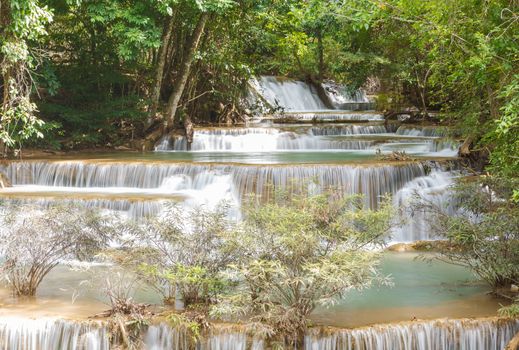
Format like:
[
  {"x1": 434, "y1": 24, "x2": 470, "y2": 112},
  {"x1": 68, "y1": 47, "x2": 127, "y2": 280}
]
[
  {"x1": 0, "y1": 204, "x2": 115, "y2": 296},
  {"x1": 240, "y1": 0, "x2": 381, "y2": 86},
  {"x1": 212, "y1": 193, "x2": 394, "y2": 345},
  {"x1": 33, "y1": 0, "x2": 163, "y2": 148},
  {"x1": 499, "y1": 300, "x2": 519, "y2": 318},
  {"x1": 426, "y1": 177, "x2": 519, "y2": 289},
  {"x1": 0, "y1": 0, "x2": 53, "y2": 153},
  {"x1": 166, "y1": 313, "x2": 201, "y2": 344},
  {"x1": 1, "y1": 0, "x2": 516, "y2": 174},
  {"x1": 124, "y1": 203, "x2": 235, "y2": 307},
  {"x1": 487, "y1": 75, "x2": 519, "y2": 178},
  {"x1": 370, "y1": 0, "x2": 518, "y2": 173}
]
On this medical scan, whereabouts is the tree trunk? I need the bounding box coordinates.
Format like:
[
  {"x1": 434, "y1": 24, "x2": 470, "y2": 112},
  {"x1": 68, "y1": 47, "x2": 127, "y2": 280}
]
[
  {"x1": 414, "y1": 69, "x2": 428, "y2": 117},
  {"x1": 1, "y1": 1, "x2": 12, "y2": 113},
  {"x1": 184, "y1": 113, "x2": 194, "y2": 150},
  {"x1": 2, "y1": 71, "x2": 10, "y2": 111},
  {"x1": 487, "y1": 85, "x2": 499, "y2": 120},
  {"x1": 316, "y1": 29, "x2": 324, "y2": 82},
  {"x1": 149, "y1": 16, "x2": 175, "y2": 123},
  {"x1": 164, "y1": 12, "x2": 209, "y2": 131}
]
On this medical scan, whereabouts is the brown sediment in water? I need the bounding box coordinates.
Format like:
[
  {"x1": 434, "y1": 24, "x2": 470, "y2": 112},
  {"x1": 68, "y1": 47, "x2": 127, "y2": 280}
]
[
  {"x1": 386, "y1": 240, "x2": 461, "y2": 252},
  {"x1": 0, "y1": 288, "x2": 107, "y2": 321},
  {"x1": 309, "y1": 293, "x2": 507, "y2": 328},
  {"x1": 0, "y1": 285, "x2": 505, "y2": 328},
  {"x1": 308, "y1": 316, "x2": 517, "y2": 335}
]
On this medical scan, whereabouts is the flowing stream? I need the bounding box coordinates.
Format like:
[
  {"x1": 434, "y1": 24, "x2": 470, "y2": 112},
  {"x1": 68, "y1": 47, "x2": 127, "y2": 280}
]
[
  {"x1": 0, "y1": 76, "x2": 510, "y2": 349},
  {"x1": 0, "y1": 317, "x2": 517, "y2": 350}
]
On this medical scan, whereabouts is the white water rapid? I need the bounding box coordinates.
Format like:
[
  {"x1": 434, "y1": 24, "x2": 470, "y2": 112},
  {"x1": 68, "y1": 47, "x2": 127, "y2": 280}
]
[{"x1": 2, "y1": 317, "x2": 515, "y2": 350}]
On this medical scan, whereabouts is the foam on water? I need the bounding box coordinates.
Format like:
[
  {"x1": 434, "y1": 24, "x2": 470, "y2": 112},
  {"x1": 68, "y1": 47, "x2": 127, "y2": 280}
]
[
  {"x1": 392, "y1": 171, "x2": 455, "y2": 242},
  {"x1": 0, "y1": 317, "x2": 109, "y2": 350},
  {"x1": 7, "y1": 317, "x2": 503, "y2": 350},
  {"x1": 251, "y1": 76, "x2": 328, "y2": 111},
  {"x1": 154, "y1": 124, "x2": 458, "y2": 157},
  {"x1": 250, "y1": 76, "x2": 374, "y2": 113},
  {"x1": 2, "y1": 161, "x2": 428, "y2": 210},
  {"x1": 144, "y1": 318, "x2": 519, "y2": 350}
]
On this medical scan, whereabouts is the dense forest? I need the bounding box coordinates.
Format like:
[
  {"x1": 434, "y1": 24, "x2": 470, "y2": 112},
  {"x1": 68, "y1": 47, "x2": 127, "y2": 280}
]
[
  {"x1": 0, "y1": 1, "x2": 519, "y2": 348},
  {"x1": 1, "y1": 0, "x2": 517, "y2": 174}
]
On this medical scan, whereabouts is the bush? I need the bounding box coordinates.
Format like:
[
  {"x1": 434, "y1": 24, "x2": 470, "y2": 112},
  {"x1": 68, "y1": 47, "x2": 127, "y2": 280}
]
[
  {"x1": 0, "y1": 204, "x2": 115, "y2": 296},
  {"x1": 123, "y1": 203, "x2": 236, "y2": 307},
  {"x1": 424, "y1": 176, "x2": 519, "y2": 289},
  {"x1": 212, "y1": 193, "x2": 394, "y2": 346}
]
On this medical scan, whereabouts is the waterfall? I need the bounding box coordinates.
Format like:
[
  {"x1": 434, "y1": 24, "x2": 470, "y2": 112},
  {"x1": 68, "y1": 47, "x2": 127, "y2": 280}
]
[
  {"x1": 2, "y1": 197, "x2": 164, "y2": 219},
  {"x1": 1, "y1": 162, "x2": 242, "y2": 218},
  {"x1": 145, "y1": 319, "x2": 519, "y2": 350},
  {"x1": 309, "y1": 125, "x2": 388, "y2": 136},
  {"x1": 375, "y1": 140, "x2": 459, "y2": 157},
  {"x1": 280, "y1": 112, "x2": 383, "y2": 122},
  {"x1": 144, "y1": 324, "x2": 191, "y2": 350},
  {"x1": 304, "y1": 318, "x2": 519, "y2": 350},
  {"x1": 250, "y1": 76, "x2": 374, "y2": 112},
  {"x1": 2, "y1": 161, "x2": 429, "y2": 209},
  {"x1": 0, "y1": 317, "x2": 110, "y2": 350},
  {"x1": 396, "y1": 126, "x2": 448, "y2": 137},
  {"x1": 251, "y1": 76, "x2": 328, "y2": 111},
  {"x1": 153, "y1": 125, "x2": 458, "y2": 157},
  {"x1": 155, "y1": 128, "x2": 376, "y2": 152},
  {"x1": 0, "y1": 160, "x2": 461, "y2": 240},
  {"x1": 145, "y1": 324, "x2": 264, "y2": 350},
  {"x1": 321, "y1": 81, "x2": 373, "y2": 110},
  {"x1": 1, "y1": 315, "x2": 516, "y2": 349},
  {"x1": 392, "y1": 171, "x2": 455, "y2": 242}
]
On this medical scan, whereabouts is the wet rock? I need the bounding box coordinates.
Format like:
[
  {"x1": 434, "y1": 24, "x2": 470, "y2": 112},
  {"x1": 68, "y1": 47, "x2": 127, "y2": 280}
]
[{"x1": 386, "y1": 243, "x2": 416, "y2": 252}]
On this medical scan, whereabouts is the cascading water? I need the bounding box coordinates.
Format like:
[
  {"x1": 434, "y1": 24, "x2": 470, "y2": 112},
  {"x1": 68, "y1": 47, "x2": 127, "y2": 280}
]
[
  {"x1": 1, "y1": 162, "x2": 243, "y2": 219},
  {"x1": 279, "y1": 112, "x2": 384, "y2": 122},
  {"x1": 250, "y1": 76, "x2": 329, "y2": 111},
  {"x1": 0, "y1": 71, "x2": 502, "y2": 350},
  {"x1": 153, "y1": 124, "x2": 458, "y2": 156},
  {"x1": 391, "y1": 171, "x2": 455, "y2": 242},
  {"x1": 155, "y1": 128, "x2": 376, "y2": 152},
  {"x1": 0, "y1": 318, "x2": 110, "y2": 350},
  {"x1": 304, "y1": 318, "x2": 519, "y2": 350},
  {"x1": 395, "y1": 126, "x2": 448, "y2": 137},
  {"x1": 250, "y1": 76, "x2": 374, "y2": 113},
  {"x1": 144, "y1": 324, "x2": 191, "y2": 350},
  {"x1": 321, "y1": 80, "x2": 374, "y2": 111},
  {"x1": 2, "y1": 160, "x2": 429, "y2": 210},
  {"x1": 0, "y1": 196, "x2": 164, "y2": 219},
  {"x1": 309, "y1": 125, "x2": 388, "y2": 136},
  {"x1": 3, "y1": 317, "x2": 514, "y2": 350}
]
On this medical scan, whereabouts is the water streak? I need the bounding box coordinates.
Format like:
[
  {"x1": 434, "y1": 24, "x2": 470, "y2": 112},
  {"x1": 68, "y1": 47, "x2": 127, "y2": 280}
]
[
  {"x1": 309, "y1": 125, "x2": 388, "y2": 136},
  {"x1": 0, "y1": 317, "x2": 110, "y2": 350},
  {"x1": 321, "y1": 81, "x2": 373, "y2": 110},
  {"x1": 155, "y1": 130, "x2": 375, "y2": 152},
  {"x1": 281, "y1": 113, "x2": 383, "y2": 122},
  {"x1": 304, "y1": 318, "x2": 519, "y2": 350},
  {"x1": 2, "y1": 161, "x2": 428, "y2": 209},
  {"x1": 392, "y1": 171, "x2": 456, "y2": 242},
  {"x1": 251, "y1": 76, "x2": 328, "y2": 111},
  {"x1": 396, "y1": 126, "x2": 448, "y2": 137}
]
